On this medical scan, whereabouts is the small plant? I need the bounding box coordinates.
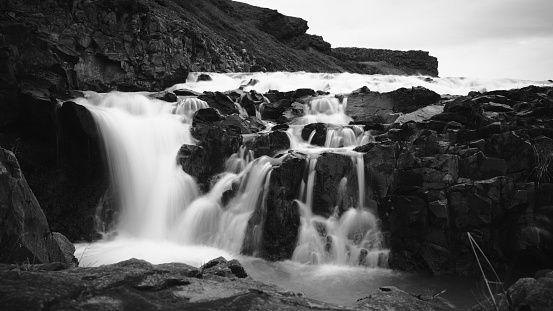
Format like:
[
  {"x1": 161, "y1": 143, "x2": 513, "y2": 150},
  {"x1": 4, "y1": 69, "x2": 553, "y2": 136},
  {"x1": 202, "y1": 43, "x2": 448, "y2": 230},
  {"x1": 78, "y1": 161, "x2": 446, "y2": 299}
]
[
  {"x1": 531, "y1": 143, "x2": 553, "y2": 184},
  {"x1": 467, "y1": 232, "x2": 511, "y2": 311}
]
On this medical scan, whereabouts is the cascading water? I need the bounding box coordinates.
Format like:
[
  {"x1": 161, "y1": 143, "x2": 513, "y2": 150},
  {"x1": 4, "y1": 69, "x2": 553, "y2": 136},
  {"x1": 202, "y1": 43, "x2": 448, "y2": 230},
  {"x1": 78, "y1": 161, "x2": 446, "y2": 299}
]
[{"x1": 71, "y1": 72, "x2": 550, "y2": 307}]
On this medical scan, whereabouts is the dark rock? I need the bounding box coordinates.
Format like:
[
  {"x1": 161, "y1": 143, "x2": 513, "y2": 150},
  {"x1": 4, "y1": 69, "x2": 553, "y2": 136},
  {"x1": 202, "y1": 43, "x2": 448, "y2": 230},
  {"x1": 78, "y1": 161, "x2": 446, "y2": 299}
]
[
  {"x1": 442, "y1": 97, "x2": 486, "y2": 129},
  {"x1": 332, "y1": 48, "x2": 439, "y2": 77},
  {"x1": 249, "y1": 130, "x2": 290, "y2": 157},
  {"x1": 347, "y1": 87, "x2": 440, "y2": 123},
  {"x1": 261, "y1": 153, "x2": 306, "y2": 260},
  {"x1": 176, "y1": 144, "x2": 209, "y2": 184},
  {"x1": 149, "y1": 91, "x2": 178, "y2": 103},
  {"x1": 198, "y1": 92, "x2": 239, "y2": 115},
  {"x1": 293, "y1": 88, "x2": 316, "y2": 98},
  {"x1": 0, "y1": 147, "x2": 74, "y2": 264},
  {"x1": 192, "y1": 108, "x2": 225, "y2": 124},
  {"x1": 184, "y1": 122, "x2": 242, "y2": 191},
  {"x1": 312, "y1": 153, "x2": 355, "y2": 216},
  {"x1": 261, "y1": 98, "x2": 292, "y2": 120},
  {"x1": 196, "y1": 73, "x2": 212, "y2": 82},
  {"x1": 173, "y1": 89, "x2": 202, "y2": 96},
  {"x1": 301, "y1": 123, "x2": 328, "y2": 146},
  {"x1": 239, "y1": 91, "x2": 265, "y2": 117}
]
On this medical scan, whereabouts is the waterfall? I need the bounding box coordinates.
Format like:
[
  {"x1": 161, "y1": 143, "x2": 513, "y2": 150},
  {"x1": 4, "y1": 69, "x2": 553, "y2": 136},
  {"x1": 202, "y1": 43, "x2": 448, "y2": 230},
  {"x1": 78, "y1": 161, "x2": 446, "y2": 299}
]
[
  {"x1": 292, "y1": 150, "x2": 388, "y2": 267},
  {"x1": 73, "y1": 92, "x2": 198, "y2": 239}
]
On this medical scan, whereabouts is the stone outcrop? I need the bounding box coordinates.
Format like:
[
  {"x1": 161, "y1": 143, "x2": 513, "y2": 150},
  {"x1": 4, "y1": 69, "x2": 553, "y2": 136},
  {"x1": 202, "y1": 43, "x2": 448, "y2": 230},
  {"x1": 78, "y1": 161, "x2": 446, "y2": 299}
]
[
  {"x1": 0, "y1": 147, "x2": 75, "y2": 264},
  {"x1": 0, "y1": 257, "x2": 457, "y2": 311},
  {"x1": 332, "y1": 48, "x2": 439, "y2": 77}
]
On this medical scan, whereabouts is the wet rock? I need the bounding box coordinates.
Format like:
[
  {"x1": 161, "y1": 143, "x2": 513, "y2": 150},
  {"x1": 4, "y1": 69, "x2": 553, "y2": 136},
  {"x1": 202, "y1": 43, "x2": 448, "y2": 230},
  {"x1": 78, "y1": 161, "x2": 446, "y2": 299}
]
[
  {"x1": 173, "y1": 89, "x2": 202, "y2": 96},
  {"x1": 261, "y1": 153, "x2": 306, "y2": 260},
  {"x1": 301, "y1": 123, "x2": 328, "y2": 146},
  {"x1": 459, "y1": 151, "x2": 507, "y2": 180},
  {"x1": 239, "y1": 91, "x2": 266, "y2": 117},
  {"x1": 0, "y1": 147, "x2": 74, "y2": 264},
  {"x1": 192, "y1": 107, "x2": 226, "y2": 124},
  {"x1": 248, "y1": 130, "x2": 290, "y2": 157},
  {"x1": 176, "y1": 144, "x2": 209, "y2": 184},
  {"x1": 198, "y1": 92, "x2": 239, "y2": 115},
  {"x1": 261, "y1": 98, "x2": 292, "y2": 120},
  {"x1": 313, "y1": 153, "x2": 355, "y2": 216},
  {"x1": 149, "y1": 91, "x2": 178, "y2": 103},
  {"x1": 196, "y1": 73, "x2": 212, "y2": 82},
  {"x1": 220, "y1": 114, "x2": 265, "y2": 134}
]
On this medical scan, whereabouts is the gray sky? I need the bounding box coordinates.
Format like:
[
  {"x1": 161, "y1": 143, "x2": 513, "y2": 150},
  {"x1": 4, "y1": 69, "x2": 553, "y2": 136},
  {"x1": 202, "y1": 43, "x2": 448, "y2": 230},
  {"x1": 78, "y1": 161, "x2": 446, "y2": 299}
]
[{"x1": 237, "y1": 0, "x2": 553, "y2": 80}]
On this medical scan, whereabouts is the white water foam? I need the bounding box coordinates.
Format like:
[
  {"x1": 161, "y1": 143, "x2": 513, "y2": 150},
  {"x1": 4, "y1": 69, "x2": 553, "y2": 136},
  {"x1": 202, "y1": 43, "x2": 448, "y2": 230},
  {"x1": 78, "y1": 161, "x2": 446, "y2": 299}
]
[{"x1": 170, "y1": 71, "x2": 553, "y2": 95}]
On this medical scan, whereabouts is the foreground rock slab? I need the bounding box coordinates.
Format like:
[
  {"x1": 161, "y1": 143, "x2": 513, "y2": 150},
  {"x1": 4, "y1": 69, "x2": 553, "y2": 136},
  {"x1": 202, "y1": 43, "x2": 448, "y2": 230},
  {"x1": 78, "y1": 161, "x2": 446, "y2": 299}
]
[{"x1": 0, "y1": 258, "x2": 455, "y2": 311}]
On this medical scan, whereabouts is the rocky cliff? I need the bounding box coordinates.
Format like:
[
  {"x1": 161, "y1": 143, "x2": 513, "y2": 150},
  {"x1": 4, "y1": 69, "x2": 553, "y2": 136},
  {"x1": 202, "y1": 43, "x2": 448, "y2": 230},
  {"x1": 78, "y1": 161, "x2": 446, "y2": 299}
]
[{"x1": 0, "y1": 0, "x2": 439, "y2": 124}]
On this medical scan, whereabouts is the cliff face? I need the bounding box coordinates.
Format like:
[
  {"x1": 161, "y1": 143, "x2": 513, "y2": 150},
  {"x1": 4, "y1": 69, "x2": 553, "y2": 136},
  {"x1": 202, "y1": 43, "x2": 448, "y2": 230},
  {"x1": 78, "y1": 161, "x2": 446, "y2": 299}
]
[{"x1": 332, "y1": 48, "x2": 439, "y2": 77}]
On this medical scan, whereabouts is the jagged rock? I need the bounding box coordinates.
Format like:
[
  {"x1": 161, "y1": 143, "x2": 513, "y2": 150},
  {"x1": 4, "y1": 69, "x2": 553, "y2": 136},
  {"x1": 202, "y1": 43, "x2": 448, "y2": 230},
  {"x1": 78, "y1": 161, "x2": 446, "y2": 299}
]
[
  {"x1": 248, "y1": 130, "x2": 290, "y2": 157},
  {"x1": 332, "y1": 48, "x2": 439, "y2": 76},
  {"x1": 221, "y1": 114, "x2": 265, "y2": 134},
  {"x1": 198, "y1": 92, "x2": 239, "y2": 115},
  {"x1": 184, "y1": 122, "x2": 242, "y2": 191},
  {"x1": 239, "y1": 91, "x2": 266, "y2": 116},
  {"x1": 459, "y1": 151, "x2": 507, "y2": 180},
  {"x1": 440, "y1": 97, "x2": 486, "y2": 129},
  {"x1": 0, "y1": 147, "x2": 75, "y2": 264},
  {"x1": 261, "y1": 98, "x2": 292, "y2": 120},
  {"x1": 484, "y1": 130, "x2": 534, "y2": 180}
]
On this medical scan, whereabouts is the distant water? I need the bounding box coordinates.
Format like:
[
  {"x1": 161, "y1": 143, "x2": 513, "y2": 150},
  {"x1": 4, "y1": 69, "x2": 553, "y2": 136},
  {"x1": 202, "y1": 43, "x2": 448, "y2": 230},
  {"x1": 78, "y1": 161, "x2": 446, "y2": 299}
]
[{"x1": 170, "y1": 71, "x2": 553, "y2": 95}]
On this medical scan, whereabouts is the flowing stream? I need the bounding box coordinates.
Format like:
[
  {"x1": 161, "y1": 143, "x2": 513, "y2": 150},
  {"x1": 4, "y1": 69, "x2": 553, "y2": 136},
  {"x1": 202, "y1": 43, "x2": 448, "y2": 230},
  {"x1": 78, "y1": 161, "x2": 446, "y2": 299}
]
[{"x1": 74, "y1": 72, "x2": 552, "y2": 307}]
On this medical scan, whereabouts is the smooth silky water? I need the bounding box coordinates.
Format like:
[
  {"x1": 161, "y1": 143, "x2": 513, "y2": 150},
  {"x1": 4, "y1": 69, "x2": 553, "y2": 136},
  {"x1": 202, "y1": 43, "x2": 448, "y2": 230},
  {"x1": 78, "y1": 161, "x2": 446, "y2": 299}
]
[{"x1": 74, "y1": 73, "x2": 552, "y2": 308}]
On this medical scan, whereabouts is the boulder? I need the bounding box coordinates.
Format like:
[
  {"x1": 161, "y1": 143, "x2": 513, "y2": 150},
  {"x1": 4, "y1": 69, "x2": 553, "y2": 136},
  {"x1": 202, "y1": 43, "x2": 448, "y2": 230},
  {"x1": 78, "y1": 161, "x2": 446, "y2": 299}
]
[
  {"x1": 347, "y1": 87, "x2": 440, "y2": 123},
  {"x1": 248, "y1": 130, "x2": 290, "y2": 157},
  {"x1": 301, "y1": 123, "x2": 328, "y2": 146},
  {"x1": 0, "y1": 147, "x2": 75, "y2": 264},
  {"x1": 198, "y1": 92, "x2": 239, "y2": 115}
]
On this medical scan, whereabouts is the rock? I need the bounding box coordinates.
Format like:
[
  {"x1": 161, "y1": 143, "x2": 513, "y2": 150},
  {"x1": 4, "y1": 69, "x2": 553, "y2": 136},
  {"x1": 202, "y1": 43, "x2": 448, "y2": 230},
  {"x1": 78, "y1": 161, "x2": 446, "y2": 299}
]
[
  {"x1": 196, "y1": 73, "x2": 212, "y2": 82},
  {"x1": 312, "y1": 153, "x2": 356, "y2": 216},
  {"x1": 173, "y1": 89, "x2": 202, "y2": 96},
  {"x1": 356, "y1": 286, "x2": 455, "y2": 310},
  {"x1": 149, "y1": 91, "x2": 178, "y2": 103},
  {"x1": 332, "y1": 48, "x2": 439, "y2": 76},
  {"x1": 347, "y1": 87, "x2": 440, "y2": 123},
  {"x1": 459, "y1": 151, "x2": 507, "y2": 180},
  {"x1": 176, "y1": 144, "x2": 210, "y2": 184},
  {"x1": 261, "y1": 153, "x2": 306, "y2": 260},
  {"x1": 0, "y1": 256, "x2": 457, "y2": 311},
  {"x1": 261, "y1": 98, "x2": 292, "y2": 120},
  {"x1": 441, "y1": 97, "x2": 486, "y2": 129},
  {"x1": 183, "y1": 122, "x2": 242, "y2": 191},
  {"x1": 192, "y1": 107, "x2": 225, "y2": 124},
  {"x1": 198, "y1": 92, "x2": 239, "y2": 115},
  {"x1": 239, "y1": 91, "x2": 265, "y2": 117},
  {"x1": 301, "y1": 123, "x2": 328, "y2": 146},
  {"x1": 0, "y1": 147, "x2": 74, "y2": 264},
  {"x1": 248, "y1": 130, "x2": 290, "y2": 157}
]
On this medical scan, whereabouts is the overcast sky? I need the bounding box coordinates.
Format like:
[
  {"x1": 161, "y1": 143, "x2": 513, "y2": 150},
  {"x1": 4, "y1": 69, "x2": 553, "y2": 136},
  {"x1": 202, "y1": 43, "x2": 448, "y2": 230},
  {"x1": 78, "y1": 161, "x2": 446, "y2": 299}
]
[{"x1": 236, "y1": 0, "x2": 553, "y2": 80}]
